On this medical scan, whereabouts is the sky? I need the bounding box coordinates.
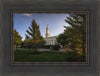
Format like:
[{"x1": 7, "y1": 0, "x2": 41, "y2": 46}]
[{"x1": 14, "y1": 13, "x2": 70, "y2": 41}]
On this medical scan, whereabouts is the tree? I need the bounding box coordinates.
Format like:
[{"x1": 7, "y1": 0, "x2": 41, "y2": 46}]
[
  {"x1": 23, "y1": 35, "x2": 32, "y2": 48},
  {"x1": 25, "y1": 19, "x2": 45, "y2": 53},
  {"x1": 57, "y1": 26, "x2": 78, "y2": 50},
  {"x1": 65, "y1": 13, "x2": 86, "y2": 55},
  {"x1": 57, "y1": 13, "x2": 86, "y2": 55},
  {"x1": 14, "y1": 29, "x2": 22, "y2": 51}
]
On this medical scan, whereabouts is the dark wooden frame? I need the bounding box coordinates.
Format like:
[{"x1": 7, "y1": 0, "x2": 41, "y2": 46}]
[{"x1": 0, "y1": 0, "x2": 100, "y2": 76}]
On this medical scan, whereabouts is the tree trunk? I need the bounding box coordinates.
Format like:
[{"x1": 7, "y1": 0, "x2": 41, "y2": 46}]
[{"x1": 33, "y1": 39, "x2": 38, "y2": 54}]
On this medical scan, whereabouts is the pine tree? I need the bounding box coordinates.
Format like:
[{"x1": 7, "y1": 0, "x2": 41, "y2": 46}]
[
  {"x1": 25, "y1": 19, "x2": 45, "y2": 53},
  {"x1": 65, "y1": 13, "x2": 86, "y2": 55}
]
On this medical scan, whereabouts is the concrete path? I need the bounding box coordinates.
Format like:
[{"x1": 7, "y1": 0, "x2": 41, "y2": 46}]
[{"x1": 16, "y1": 48, "x2": 67, "y2": 52}]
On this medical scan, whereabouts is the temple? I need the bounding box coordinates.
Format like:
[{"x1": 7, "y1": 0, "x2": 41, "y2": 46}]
[{"x1": 44, "y1": 24, "x2": 58, "y2": 45}]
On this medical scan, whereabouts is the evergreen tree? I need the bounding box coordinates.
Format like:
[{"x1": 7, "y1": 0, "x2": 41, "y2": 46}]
[
  {"x1": 65, "y1": 13, "x2": 86, "y2": 55},
  {"x1": 25, "y1": 19, "x2": 45, "y2": 53},
  {"x1": 14, "y1": 29, "x2": 22, "y2": 51},
  {"x1": 57, "y1": 13, "x2": 86, "y2": 55},
  {"x1": 57, "y1": 26, "x2": 78, "y2": 50}
]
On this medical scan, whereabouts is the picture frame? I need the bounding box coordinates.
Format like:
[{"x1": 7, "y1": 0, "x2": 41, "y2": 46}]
[
  {"x1": 0, "y1": 0, "x2": 100, "y2": 76},
  {"x1": 11, "y1": 11, "x2": 89, "y2": 65}
]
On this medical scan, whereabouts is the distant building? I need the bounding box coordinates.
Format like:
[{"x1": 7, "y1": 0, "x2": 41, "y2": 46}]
[{"x1": 44, "y1": 25, "x2": 58, "y2": 45}]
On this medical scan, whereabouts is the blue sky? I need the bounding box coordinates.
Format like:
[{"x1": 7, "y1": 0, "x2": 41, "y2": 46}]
[{"x1": 14, "y1": 13, "x2": 70, "y2": 41}]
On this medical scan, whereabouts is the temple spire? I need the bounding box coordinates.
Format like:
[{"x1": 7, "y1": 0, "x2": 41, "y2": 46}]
[{"x1": 45, "y1": 24, "x2": 50, "y2": 38}]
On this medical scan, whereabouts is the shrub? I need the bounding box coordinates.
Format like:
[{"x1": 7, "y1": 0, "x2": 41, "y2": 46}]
[
  {"x1": 44, "y1": 45, "x2": 51, "y2": 49},
  {"x1": 50, "y1": 46, "x2": 53, "y2": 50},
  {"x1": 52, "y1": 45, "x2": 60, "y2": 50},
  {"x1": 49, "y1": 45, "x2": 61, "y2": 51}
]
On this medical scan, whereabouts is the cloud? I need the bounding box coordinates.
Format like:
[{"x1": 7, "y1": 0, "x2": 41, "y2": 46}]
[{"x1": 22, "y1": 13, "x2": 32, "y2": 17}]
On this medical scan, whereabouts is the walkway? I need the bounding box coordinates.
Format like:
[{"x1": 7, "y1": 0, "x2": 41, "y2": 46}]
[{"x1": 16, "y1": 48, "x2": 67, "y2": 52}]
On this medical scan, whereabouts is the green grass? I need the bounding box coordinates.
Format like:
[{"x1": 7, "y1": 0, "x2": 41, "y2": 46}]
[{"x1": 14, "y1": 49, "x2": 69, "y2": 62}]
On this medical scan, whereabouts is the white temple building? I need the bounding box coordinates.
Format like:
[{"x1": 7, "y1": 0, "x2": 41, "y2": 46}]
[{"x1": 44, "y1": 25, "x2": 58, "y2": 45}]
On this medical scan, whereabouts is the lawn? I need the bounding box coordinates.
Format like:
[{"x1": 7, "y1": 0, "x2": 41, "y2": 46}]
[{"x1": 14, "y1": 49, "x2": 69, "y2": 62}]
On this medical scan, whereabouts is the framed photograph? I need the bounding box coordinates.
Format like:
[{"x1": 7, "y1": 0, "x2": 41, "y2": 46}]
[
  {"x1": 0, "y1": 0, "x2": 100, "y2": 76},
  {"x1": 11, "y1": 11, "x2": 89, "y2": 65}
]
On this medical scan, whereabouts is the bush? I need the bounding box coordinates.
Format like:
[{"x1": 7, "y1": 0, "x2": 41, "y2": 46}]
[
  {"x1": 50, "y1": 46, "x2": 53, "y2": 50},
  {"x1": 44, "y1": 45, "x2": 52, "y2": 49},
  {"x1": 49, "y1": 45, "x2": 61, "y2": 51},
  {"x1": 53, "y1": 45, "x2": 60, "y2": 50}
]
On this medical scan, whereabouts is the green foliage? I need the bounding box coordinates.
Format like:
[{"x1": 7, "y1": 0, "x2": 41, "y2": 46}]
[
  {"x1": 50, "y1": 45, "x2": 61, "y2": 51},
  {"x1": 65, "y1": 14, "x2": 86, "y2": 54},
  {"x1": 57, "y1": 13, "x2": 86, "y2": 54},
  {"x1": 24, "y1": 19, "x2": 45, "y2": 49},
  {"x1": 23, "y1": 39, "x2": 46, "y2": 49},
  {"x1": 50, "y1": 46, "x2": 53, "y2": 50},
  {"x1": 43, "y1": 45, "x2": 51, "y2": 49},
  {"x1": 14, "y1": 29, "x2": 22, "y2": 45},
  {"x1": 26, "y1": 19, "x2": 43, "y2": 41}
]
